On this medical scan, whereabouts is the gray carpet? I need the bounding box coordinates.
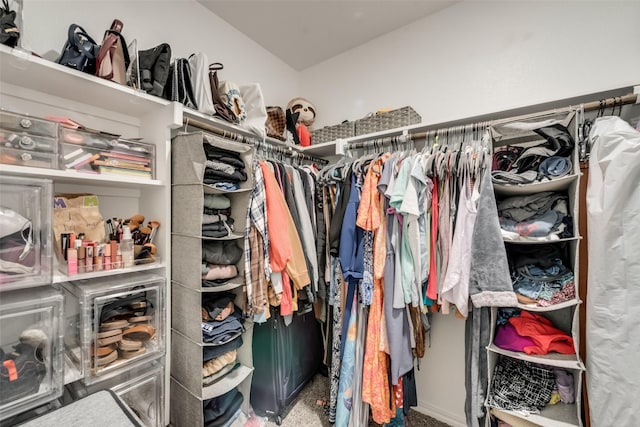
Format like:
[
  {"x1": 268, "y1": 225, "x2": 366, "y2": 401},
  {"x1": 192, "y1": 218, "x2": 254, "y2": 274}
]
[{"x1": 264, "y1": 374, "x2": 451, "y2": 427}]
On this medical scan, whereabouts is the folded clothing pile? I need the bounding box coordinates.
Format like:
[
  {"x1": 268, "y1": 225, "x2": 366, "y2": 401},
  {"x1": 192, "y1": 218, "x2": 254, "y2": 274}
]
[
  {"x1": 202, "y1": 144, "x2": 247, "y2": 190},
  {"x1": 202, "y1": 335, "x2": 243, "y2": 386},
  {"x1": 202, "y1": 194, "x2": 234, "y2": 238},
  {"x1": 508, "y1": 244, "x2": 575, "y2": 306},
  {"x1": 203, "y1": 387, "x2": 244, "y2": 427},
  {"x1": 498, "y1": 191, "x2": 573, "y2": 240},
  {"x1": 494, "y1": 309, "x2": 575, "y2": 355},
  {"x1": 201, "y1": 293, "x2": 244, "y2": 345},
  {"x1": 492, "y1": 124, "x2": 574, "y2": 185},
  {"x1": 202, "y1": 240, "x2": 242, "y2": 286},
  {"x1": 489, "y1": 357, "x2": 575, "y2": 413}
]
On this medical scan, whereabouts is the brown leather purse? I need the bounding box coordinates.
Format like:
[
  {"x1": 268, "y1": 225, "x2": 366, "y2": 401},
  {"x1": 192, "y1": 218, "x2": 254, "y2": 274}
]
[
  {"x1": 96, "y1": 19, "x2": 130, "y2": 84},
  {"x1": 266, "y1": 106, "x2": 286, "y2": 141},
  {"x1": 208, "y1": 63, "x2": 238, "y2": 124}
]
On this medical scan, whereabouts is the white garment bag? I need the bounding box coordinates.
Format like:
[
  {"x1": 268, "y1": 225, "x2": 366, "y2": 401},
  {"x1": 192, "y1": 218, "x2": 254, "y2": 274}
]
[{"x1": 586, "y1": 116, "x2": 640, "y2": 426}]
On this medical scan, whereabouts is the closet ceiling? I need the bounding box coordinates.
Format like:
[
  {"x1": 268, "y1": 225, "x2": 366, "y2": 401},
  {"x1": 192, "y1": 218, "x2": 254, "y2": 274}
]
[{"x1": 198, "y1": 0, "x2": 458, "y2": 71}]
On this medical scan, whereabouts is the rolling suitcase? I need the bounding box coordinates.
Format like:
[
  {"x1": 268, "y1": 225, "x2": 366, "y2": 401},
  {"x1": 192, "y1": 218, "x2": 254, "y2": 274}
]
[{"x1": 250, "y1": 306, "x2": 323, "y2": 425}]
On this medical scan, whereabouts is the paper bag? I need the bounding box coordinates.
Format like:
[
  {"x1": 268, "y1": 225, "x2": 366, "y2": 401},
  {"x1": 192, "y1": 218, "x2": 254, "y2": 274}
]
[{"x1": 53, "y1": 194, "x2": 106, "y2": 261}]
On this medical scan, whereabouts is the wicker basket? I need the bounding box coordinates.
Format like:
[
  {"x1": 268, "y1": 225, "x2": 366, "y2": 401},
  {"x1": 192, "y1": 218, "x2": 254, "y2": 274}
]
[
  {"x1": 311, "y1": 121, "x2": 356, "y2": 144},
  {"x1": 355, "y1": 106, "x2": 421, "y2": 136}
]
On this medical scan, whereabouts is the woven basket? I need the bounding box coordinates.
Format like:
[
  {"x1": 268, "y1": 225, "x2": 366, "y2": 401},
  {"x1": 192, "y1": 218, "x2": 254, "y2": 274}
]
[
  {"x1": 311, "y1": 121, "x2": 356, "y2": 144},
  {"x1": 355, "y1": 106, "x2": 421, "y2": 136}
]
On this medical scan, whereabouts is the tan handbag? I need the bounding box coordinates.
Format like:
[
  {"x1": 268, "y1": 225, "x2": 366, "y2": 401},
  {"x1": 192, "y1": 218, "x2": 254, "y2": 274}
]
[
  {"x1": 96, "y1": 19, "x2": 129, "y2": 84},
  {"x1": 266, "y1": 106, "x2": 286, "y2": 141}
]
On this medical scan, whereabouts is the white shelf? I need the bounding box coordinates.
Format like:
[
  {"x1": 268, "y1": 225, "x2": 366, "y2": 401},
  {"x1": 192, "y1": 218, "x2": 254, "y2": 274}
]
[
  {"x1": 0, "y1": 45, "x2": 169, "y2": 118},
  {"x1": 299, "y1": 139, "x2": 341, "y2": 157},
  {"x1": 53, "y1": 261, "x2": 165, "y2": 284},
  {"x1": 202, "y1": 365, "x2": 253, "y2": 401},
  {"x1": 490, "y1": 403, "x2": 580, "y2": 427},
  {"x1": 494, "y1": 174, "x2": 579, "y2": 196},
  {"x1": 515, "y1": 298, "x2": 581, "y2": 312},
  {"x1": 503, "y1": 236, "x2": 581, "y2": 244},
  {"x1": 487, "y1": 344, "x2": 584, "y2": 370},
  {"x1": 0, "y1": 164, "x2": 164, "y2": 187}
]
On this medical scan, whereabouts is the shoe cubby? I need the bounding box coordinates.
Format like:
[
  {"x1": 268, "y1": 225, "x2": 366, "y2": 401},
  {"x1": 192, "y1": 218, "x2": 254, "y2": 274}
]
[
  {"x1": 86, "y1": 361, "x2": 165, "y2": 427},
  {"x1": 0, "y1": 175, "x2": 53, "y2": 291},
  {"x1": 0, "y1": 286, "x2": 64, "y2": 421},
  {"x1": 59, "y1": 272, "x2": 165, "y2": 384},
  {"x1": 0, "y1": 111, "x2": 59, "y2": 170}
]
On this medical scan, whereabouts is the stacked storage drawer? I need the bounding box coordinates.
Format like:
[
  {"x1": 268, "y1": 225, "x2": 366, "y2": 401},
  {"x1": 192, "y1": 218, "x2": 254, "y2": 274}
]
[
  {"x1": 59, "y1": 272, "x2": 165, "y2": 385},
  {"x1": 0, "y1": 111, "x2": 59, "y2": 169},
  {"x1": 0, "y1": 287, "x2": 64, "y2": 421}
]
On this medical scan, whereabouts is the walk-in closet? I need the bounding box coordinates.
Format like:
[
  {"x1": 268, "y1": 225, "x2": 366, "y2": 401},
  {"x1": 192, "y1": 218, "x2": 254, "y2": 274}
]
[{"x1": 0, "y1": 1, "x2": 639, "y2": 427}]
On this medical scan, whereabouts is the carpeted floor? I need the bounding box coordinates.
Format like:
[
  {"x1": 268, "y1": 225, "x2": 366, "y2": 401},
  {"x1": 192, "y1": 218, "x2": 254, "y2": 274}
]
[{"x1": 262, "y1": 373, "x2": 451, "y2": 427}]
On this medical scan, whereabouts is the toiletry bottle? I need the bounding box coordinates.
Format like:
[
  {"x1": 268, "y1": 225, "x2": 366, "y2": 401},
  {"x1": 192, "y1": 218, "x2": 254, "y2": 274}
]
[{"x1": 121, "y1": 225, "x2": 135, "y2": 268}]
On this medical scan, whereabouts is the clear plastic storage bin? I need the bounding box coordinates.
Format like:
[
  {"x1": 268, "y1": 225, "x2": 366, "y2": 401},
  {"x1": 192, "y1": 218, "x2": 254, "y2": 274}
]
[
  {"x1": 86, "y1": 362, "x2": 165, "y2": 427},
  {"x1": 59, "y1": 272, "x2": 165, "y2": 384},
  {"x1": 60, "y1": 128, "x2": 155, "y2": 179},
  {"x1": 0, "y1": 175, "x2": 53, "y2": 291},
  {"x1": 0, "y1": 286, "x2": 64, "y2": 421},
  {"x1": 0, "y1": 111, "x2": 59, "y2": 169}
]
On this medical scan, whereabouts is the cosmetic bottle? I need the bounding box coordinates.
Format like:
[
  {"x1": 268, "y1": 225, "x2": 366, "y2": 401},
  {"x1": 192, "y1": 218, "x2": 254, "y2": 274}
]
[{"x1": 121, "y1": 225, "x2": 135, "y2": 268}]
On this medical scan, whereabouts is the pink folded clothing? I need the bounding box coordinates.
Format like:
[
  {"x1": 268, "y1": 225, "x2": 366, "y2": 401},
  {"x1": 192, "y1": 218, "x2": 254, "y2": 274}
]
[
  {"x1": 202, "y1": 264, "x2": 238, "y2": 281},
  {"x1": 494, "y1": 323, "x2": 536, "y2": 353}
]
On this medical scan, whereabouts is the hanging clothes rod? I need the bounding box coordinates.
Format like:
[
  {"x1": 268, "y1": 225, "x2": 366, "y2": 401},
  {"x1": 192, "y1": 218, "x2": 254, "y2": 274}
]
[
  {"x1": 346, "y1": 92, "x2": 638, "y2": 152},
  {"x1": 182, "y1": 115, "x2": 327, "y2": 164},
  {"x1": 183, "y1": 116, "x2": 259, "y2": 145},
  {"x1": 256, "y1": 139, "x2": 329, "y2": 165}
]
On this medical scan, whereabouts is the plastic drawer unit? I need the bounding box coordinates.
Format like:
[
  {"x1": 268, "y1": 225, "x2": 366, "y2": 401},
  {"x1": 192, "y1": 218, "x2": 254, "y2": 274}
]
[
  {"x1": 0, "y1": 286, "x2": 64, "y2": 421},
  {"x1": 0, "y1": 111, "x2": 59, "y2": 169},
  {"x1": 59, "y1": 272, "x2": 165, "y2": 384},
  {"x1": 86, "y1": 362, "x2": 165, "y2": 427},
  {"x1": 59, "y1": 128, "x2": 155, "y2": 179},
  {"x1": 0, "y1": 175, "x2": 53, "y2": 291}
]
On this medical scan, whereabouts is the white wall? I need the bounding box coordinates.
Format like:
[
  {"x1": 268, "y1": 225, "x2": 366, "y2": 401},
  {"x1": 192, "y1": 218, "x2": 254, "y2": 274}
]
[
  {"x1": 21, "y1": 0, "x2": 300, "y2": 107},
  {"x1": 301, "y1": 0, "x2": 640, "y2": 129},
  {"x1": 300, "y1": 1, "x2": 640, "y2": 425}
]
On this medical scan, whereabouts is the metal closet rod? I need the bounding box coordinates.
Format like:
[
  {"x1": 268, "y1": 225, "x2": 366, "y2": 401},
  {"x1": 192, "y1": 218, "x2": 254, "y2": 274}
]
[
  {"x1": 257, "y1": 140, "x2": 328, "y2": 165},
  {"x1": 183, "y1": 116, "x2": 327, "y2": 164},
  {"x1": 346, "y1": 92, "x2": 639, "y2": 151}
]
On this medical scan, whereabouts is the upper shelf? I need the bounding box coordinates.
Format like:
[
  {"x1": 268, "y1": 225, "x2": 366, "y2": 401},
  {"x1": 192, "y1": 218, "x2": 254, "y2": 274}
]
[
  {"x1": 493, "y1": 174, "x2": 579, "y2": 196},
  {"x1": 0, "y1": 45, "x2": 170, "y2": 117}
]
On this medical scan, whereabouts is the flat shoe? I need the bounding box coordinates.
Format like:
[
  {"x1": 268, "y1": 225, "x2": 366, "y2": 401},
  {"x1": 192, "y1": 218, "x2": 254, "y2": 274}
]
[
  {"x1": 122, "y1": 324, "x2": 155, "y2": 341},
  {"x1": 100, "y1": 319, "x2": 129, "y2": 330},
  {"x1": 119, "y1": 338, "x2": 143, "y2": 351},
  {"x1": 119, "y1": 347, "x2": 147, "y2": 359},
  {"x1": 97, "y1": 328, "x2": 122, "y2": 339},
  {"x1": 97, "y1": 332, "x2": 122, "y2": 347},
  {"x1": 95, "y1": 348, "x2": 118, "y2": 366}
]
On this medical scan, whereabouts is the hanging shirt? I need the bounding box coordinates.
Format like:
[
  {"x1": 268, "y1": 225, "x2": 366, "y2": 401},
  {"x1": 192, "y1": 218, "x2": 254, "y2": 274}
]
[{"x1": 440, "y1": 175, "x2": 479, "y2": 318}]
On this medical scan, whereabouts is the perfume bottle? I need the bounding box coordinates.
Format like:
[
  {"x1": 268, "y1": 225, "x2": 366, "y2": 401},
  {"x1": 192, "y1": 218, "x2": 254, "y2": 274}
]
[{"x1": 121, "y1": 225, "x2": 135, "y2": 268}]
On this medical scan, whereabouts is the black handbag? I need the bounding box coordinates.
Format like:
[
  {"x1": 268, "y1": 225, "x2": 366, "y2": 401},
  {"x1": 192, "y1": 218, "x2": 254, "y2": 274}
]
[
  {"x1": 56, "y1": 24, "x2": 100, "y2": 74},
  {"x1": 0, "y1": 0, "x2": 19, "y2": 47},
  {"x1": 164, "y1": 58, "x2": 198, "y2": 110},
  {"x1": 138, "y1": 43, "x2": 171, "y2": 96}
]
